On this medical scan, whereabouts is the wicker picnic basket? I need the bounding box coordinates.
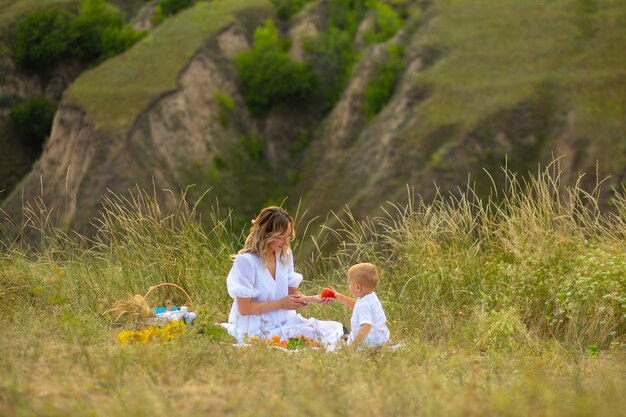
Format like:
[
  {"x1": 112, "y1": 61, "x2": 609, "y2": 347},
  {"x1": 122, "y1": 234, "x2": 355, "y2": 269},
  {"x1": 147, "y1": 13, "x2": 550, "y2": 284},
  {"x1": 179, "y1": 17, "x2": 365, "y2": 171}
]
[
  {"x1": 105, "y1": 283, "x2": 194, "y2": 330},
  {"x1": 135, "y1": 283, "x2": 194, "y2": 330}
]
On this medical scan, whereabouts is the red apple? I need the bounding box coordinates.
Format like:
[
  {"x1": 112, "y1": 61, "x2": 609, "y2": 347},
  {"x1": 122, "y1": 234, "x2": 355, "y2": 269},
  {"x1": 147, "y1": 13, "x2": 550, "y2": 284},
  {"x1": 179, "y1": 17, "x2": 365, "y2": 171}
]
[{"x1": 320, "y1": 287, "x2": 335, "y2": 298}]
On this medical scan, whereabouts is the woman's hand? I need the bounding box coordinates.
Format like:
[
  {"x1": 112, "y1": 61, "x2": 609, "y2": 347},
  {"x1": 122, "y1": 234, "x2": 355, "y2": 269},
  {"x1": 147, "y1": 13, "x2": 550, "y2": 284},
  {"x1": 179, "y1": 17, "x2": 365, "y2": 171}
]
[
  {"x1": 279, "y1": 294, "x2": 308, "y2": 310},
  {"x1": 305, "y1": 294, "x2": 335, "y2": 305}
]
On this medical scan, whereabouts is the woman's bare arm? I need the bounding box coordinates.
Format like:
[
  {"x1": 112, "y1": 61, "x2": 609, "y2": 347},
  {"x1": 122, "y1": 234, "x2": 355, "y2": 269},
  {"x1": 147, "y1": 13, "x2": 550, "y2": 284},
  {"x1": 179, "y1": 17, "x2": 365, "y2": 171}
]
[
  {"x1": 289, "y1": 287, "x2": 334, "y2": 305},
  {"x1": 237, "y1": 294, "x2": 307, "y2": 316}
]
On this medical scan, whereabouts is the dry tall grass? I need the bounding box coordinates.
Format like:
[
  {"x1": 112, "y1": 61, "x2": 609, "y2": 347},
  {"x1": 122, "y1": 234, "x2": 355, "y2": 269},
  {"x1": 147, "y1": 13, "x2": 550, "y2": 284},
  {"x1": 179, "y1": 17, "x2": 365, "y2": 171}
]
[
  {"x1": 301, "y1": 161, "x2": 626, "y2": 349},
  {"x1": 1, "y1": 162, "x2": 626, "y2": 416}
]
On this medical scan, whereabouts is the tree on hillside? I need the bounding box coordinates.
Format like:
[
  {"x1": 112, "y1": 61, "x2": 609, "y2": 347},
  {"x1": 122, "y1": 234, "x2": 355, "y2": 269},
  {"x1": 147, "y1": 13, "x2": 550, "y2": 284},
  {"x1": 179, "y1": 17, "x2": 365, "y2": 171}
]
[
  {"x1": 13, "y1": 7, "x2": 75, "y2": 75},
  {"x1": 71, "y1": 0, "x2": 146, "y2": 62},
  {"x1": 235, "y1": 19, "x2": 317, "y2": 116},
  {"x1": 12, "y1": 0, "x2": 146, "y2": 76}
]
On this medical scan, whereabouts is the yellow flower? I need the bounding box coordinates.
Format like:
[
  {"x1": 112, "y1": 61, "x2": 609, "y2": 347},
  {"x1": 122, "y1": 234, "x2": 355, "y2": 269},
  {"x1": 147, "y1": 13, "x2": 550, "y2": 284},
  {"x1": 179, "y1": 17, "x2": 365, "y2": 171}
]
[
  {"x1": 161, "y1": 320, "x2": 186, "y2": 341},
  {"x1": 116, "y1": 320, "x2": 186, "y2": 345},
  {"x1": 117, "y1": 330, "x2": 134, "y2": 345}
]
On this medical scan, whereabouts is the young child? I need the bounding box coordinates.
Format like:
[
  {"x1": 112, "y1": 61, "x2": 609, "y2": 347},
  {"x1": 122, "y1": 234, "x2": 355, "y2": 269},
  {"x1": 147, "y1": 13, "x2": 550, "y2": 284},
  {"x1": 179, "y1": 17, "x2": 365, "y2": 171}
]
[{"x1": 332, "y1": 263, "x2": 390, "y2": 349}]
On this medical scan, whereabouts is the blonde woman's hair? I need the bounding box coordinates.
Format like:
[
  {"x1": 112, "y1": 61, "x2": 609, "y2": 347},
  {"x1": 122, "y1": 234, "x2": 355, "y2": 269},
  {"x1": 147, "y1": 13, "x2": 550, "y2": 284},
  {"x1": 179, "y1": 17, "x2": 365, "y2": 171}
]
[
  {"x1": 347, "y1": 263, "x2": 379, "y2": 289},
  {"x1": 236, "y1": 206, "x2": 294, "y2": 265}
]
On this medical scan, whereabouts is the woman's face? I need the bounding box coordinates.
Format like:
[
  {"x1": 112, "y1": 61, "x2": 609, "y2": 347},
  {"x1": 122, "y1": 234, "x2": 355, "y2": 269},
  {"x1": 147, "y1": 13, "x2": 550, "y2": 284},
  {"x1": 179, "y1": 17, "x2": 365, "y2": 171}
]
[{"x1": 266, "y1": 223, "x2": 292, "y2": 255}]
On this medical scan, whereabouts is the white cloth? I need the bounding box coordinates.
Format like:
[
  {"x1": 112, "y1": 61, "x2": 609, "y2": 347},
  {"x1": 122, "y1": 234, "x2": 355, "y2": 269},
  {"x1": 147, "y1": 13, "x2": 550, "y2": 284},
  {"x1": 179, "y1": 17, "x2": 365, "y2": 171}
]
[
  {"x1": 156, "y1": 308, "x2": 196, "y2": 324},
  {"x1": 348, "y1": 292, "x2": 390, "y2": 348},
  {"x1": 222, "y1": 251, "x2": 344, "y2": 348}
]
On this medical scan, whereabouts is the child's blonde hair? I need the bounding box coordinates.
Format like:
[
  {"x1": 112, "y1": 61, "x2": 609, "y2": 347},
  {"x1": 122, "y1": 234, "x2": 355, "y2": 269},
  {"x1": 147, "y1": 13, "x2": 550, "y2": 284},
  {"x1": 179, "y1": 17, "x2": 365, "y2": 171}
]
[
  {"x1": 236, "y1": 206, "x2": 294, "y2": 265},
  {"x1": 348, "y1": 263, "x2": 379, "y2": 289}
]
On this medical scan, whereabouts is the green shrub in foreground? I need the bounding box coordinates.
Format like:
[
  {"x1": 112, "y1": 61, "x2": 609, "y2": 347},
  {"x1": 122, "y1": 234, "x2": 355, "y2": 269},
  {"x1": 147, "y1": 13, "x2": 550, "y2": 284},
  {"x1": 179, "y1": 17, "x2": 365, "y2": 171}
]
[{"x1": 235, "y1": 19, "x2": 317, "y2": 116}]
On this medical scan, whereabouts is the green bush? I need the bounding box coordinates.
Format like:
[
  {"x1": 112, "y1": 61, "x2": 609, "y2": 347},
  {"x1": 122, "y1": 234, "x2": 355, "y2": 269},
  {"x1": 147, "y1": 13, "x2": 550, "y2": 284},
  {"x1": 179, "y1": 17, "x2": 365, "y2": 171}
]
[
  {"x1": 12, "y1": 0, "x2": 145, "y2": 76},
  {"x1": 235, "y1": 19, "x2": 316, "y2": 116},
  {"x1": 363, "y1": 43, "x2": 404, "y2": 119},
  {"x1": 151, "y1": 5, "x2": 166, "y2": 25},
  {"x1": 552, "y1": 246, "x2": 626, "y2": 334},
  {"x1": 13, "y1": 7, "x2": 75, "y2": 74},
  {"x1": 469, "y1": 308, "x2": 534, "y2": 353},
  {"x1": 99, "y1": 25, "x2": 146, "y2": 61},
  {"x1": 328, "y1": 0, "x2": 368, "y2": 34},
  {"x1": 214, "y1": 90, "x2": 235, "y2": 128},
  {"x1": 242, "y1": 131, "x2": 265, "y2": 160},
  {"x1": 71, "y1": 0, "x2": 146, "y2": 63},
  {"x1": 214, "y1": 91, "x2": 235, "y2": 112},
  {"x1": 270, "y1": 0, "x2": 309, "y2": 21},
  {"x1": 363, "y1": 1, "x2": 404, "y2": 44},
  {"x1": 304, "y1": 26, "x2": 357, "y2": 112},
  {"x1": 70, "y1": 0, "x2": 123, "y2": 61},
  {"x1": 159, "y1": 0, "x2": 195, "y2": 16},
  {"x1": 300, "y1": 0, "x2": 371, "y2": 111},
  {"x1": 9, "y1": 96, "x2": 57, "y2": 150}
]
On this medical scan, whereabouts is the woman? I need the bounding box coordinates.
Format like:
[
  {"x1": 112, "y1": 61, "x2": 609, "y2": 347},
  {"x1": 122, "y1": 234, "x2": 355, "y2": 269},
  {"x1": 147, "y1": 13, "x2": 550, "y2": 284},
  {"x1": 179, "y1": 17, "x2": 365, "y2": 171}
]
[{"x1": 222, "y1": 206, "x2": 343, "y2": 348}]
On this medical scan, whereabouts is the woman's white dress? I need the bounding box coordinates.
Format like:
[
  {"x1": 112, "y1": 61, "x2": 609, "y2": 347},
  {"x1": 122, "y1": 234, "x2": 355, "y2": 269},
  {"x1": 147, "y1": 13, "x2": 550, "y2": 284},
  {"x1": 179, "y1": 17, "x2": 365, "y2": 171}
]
[{"x1": 222, "y1": 251, "x2": 343, "y2": 348}]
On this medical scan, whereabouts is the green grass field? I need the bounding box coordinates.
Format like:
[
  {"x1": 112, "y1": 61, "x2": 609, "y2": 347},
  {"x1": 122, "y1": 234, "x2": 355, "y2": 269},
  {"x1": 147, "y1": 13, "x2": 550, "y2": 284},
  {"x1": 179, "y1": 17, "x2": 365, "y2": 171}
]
[
  {"x1": 2, "y1": 163, "x2": 626, "y2": 416},
  {"x1": 65, "y1": 0, "x2": 273, "y2": 136}
]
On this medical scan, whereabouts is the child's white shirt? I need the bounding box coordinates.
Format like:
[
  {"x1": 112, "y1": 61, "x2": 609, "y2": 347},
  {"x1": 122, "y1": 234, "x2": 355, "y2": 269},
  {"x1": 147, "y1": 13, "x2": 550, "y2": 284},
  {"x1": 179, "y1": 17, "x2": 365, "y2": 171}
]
[{"x1": 348, "y1": 292, "x2": 390, "y2": 347}]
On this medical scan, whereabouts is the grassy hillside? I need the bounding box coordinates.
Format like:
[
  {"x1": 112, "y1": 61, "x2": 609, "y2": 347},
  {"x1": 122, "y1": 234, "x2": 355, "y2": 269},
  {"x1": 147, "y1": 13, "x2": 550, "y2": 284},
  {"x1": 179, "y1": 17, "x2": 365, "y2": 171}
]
[
  {"x1": 65, "y1": 0, "x2": 274, "y2": 136},
  {"x1": 2, "y1": 167, "x2": 626, "y2": 416},
  {"x1": 402, "y1": 0, "x2": 626, "y2": 171},
  {"x1": 3, "y1": 0, "x2": 625, "y2": 242},
  {"x1": 298, "y1": 0, "x2": 626, "y2": 223}
]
